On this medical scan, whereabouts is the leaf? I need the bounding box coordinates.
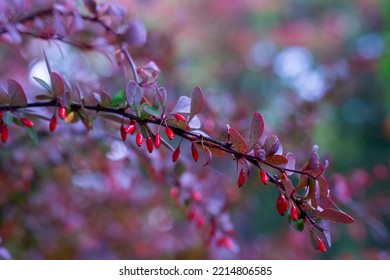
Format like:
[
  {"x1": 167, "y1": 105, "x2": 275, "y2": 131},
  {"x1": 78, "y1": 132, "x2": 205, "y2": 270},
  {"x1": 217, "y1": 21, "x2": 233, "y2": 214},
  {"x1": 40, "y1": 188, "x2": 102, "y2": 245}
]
[
  {"x1": 2, "y1": 111, "x2": 13, "y2": 125},
  {"x1": 123, "y1": 18, "x2": 147, "y2": 47},
  {"x1": 110, "y1": 89, "x2": 126, "y2": 106},
  {"x1": 195, "y1": 143, "x2": 213, "y2": 166},
  {"x1": 265, "y1": 154, "x2": 288, "y2": 166},
  {"x1": 228, "y1": 127, "x2": 248, "y2": 153},
  {"x1": 171, "y1": 96, "x2": 191, "y2": 114},
  {"x1": 8, "y1": 79, "x2": 27, "y2": 106},
  {"x1": 126, "y1": 80, "x2": 142, "y2": 114},
  {"x1": 92, "y1": 91, "x2": 112, "y2": 106},
  {"x1": 188, "y1": 115, "x2": 201, "y2": 129},
  {"x1": 285, "y1": 152, "x2": 296, "y2": 175},
  {"x1": 35, "y1": 94, "x2": 54, "y2": 100},
  {"x1": 26, "y1": 127, "x2": 39, "y2": 145},
  {"x1": 50, "y1": 72, "x2": 65, "y2": 96},
  {"x1": 142, "y1": 104, "x2": 161, "y2": 118},
  {"x1": 0, "y1": 87, "x2": 8, "y2": 104},
  {"x1": 317, "y1": 175, "x2": 329, "y2": 199},
  {"x1": 156, "y1": 87, "x2": 167, "y2": 105},
  {"x1": 189, "y1": 86, "x2": 204, "y2": 121},
  {"x1": 308, "y1": 145, "x2": 320, "y2": 170},
  {"x1": 33, "y1": 77, "x2": 52, "y2": 93},
  {"x1": 317, "y1": 209, "x2": 355, "y2": 224},
  {"x1": 287, "y1": 215, "x2": 305, "y2": 232},
  {"x1": 262, "y1": 135, "x2": 280, "y2": 156},
  {"x1": 167, "y1": 119, "x2": 190, "y2": 131},
  {"x1": 248, "y1": 112, "x2": 264, "y2": 151}
]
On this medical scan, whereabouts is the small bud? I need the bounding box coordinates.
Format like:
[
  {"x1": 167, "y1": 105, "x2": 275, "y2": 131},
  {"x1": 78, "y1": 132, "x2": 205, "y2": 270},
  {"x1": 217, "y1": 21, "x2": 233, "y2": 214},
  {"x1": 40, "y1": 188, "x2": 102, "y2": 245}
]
[
  {"x1": 58, "y1": 105, "x2": 67, "y2": 119},
  {"x1": 1, "y1": 125, "x2": 8, "y2": 143},
  {"x1": 291, "y1": 203, "x2": 299, "y2": 221},
  {"x1": 237, "y1": 168, "x2": 246, "y2": 188},
  {"x1": 49, "y1": 115, "x2": 57, "y2": 132},
  {"x1": 260, "y1": 169, "x2": 269, "y2": 185},
  {"x1": 172, "y1": 147, "x2": 180, "y2": 162},
  {"x1": 21, "y1": 117, "x2": 34, "y2": 128},
  {"x1": 191, "y1": 143, "x2": 199, "y2": 162},
  {"x1": 155, "y1": 133, "x2": 161, "y2": 149},
  {"x1": 146, "y1": 136, "x2": 153, "y2": 153},
  {"x1": 120, "y1": 124, "x2": 127, "y2": 141},
  {"x1": 165, "y1": 126, "x2": 174, "y2": 140},
  {"x1": 317, "y1": 237, "x2": 327, "y2": 252},
  {"x1": 191, "y1": 190, "x2": 202, "y2": 202},
  {"x1": 174, "y1": 113, "x2": 186, "y2": 122},
  {"x1": 276, "y1": 195, "x2": 289, "y2": 216},
  {"x1": 136, "y1": 131, "x2": 143, "y2": 147}
]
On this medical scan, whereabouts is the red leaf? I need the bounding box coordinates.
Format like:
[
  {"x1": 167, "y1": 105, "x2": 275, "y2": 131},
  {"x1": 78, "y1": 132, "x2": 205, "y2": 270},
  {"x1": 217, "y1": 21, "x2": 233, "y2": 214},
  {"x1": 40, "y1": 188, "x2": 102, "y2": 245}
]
[
  {"x1": 8, "y1": 79, "x2": 27, "y2": 106},
  {"x1": 317, "y1": 175, "x2": 329, "y2": 199},
  {"x1": 248, "y1": 112, "x2": 264, "y2": 151},
  {"x1": 265, "y1": 154, "x2": 288, "y2": 166},
  {"x1": 262, "y1": 135, "x2": 280, "y2": 156},
  {"x1": 50, "y1": 72, "x2": 65, "y2": 96},
  {"x1": 228, "y1": 127, "x2": 248, "y2": 154},
  {"x1": 189, "y1": 86, "x2": 204, "y2": 121},
  {"x1": 317, "y1": 208, "x2": 355, "y2": 224}
]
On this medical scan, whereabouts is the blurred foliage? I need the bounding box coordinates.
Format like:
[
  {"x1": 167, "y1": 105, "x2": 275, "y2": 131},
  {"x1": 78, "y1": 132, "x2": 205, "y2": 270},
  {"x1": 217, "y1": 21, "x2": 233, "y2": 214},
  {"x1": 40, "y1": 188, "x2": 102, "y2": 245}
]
[{"x1": 0, "y1": 0, "x2": 390, "y2": 259}]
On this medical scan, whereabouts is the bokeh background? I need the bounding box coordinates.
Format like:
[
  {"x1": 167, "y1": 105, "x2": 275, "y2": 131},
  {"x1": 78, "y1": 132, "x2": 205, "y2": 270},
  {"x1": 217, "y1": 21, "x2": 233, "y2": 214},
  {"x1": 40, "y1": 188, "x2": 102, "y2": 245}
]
[{"x1": 0, "y1": 0, "x2": 390, "y2": 259}]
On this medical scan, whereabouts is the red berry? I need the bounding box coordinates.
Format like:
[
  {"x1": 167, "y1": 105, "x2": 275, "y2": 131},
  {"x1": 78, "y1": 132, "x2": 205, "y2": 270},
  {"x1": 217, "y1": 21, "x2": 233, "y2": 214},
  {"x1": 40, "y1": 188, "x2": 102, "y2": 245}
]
[
  {"x1": 170, "y1": 187, "x2": 180, "y2": 199},
  {"x1": 136, "y1": 131, "x2": 143, "y2": 147},
  {"x1": 146, "y1": 136, "x2": 153, "y2": 153},
  {"x1": 196, "y1": 215, "x2": 205, "y2": 228},
  {"x1": 276, "y1": 195, "x2": 289, "y2": 216},
  {"x1": 49, "y1": 115, "x2": 57, "y2": 132},
  {"x1": 125, "y1": 124, "x2": 136, "y2": 134},
  {"x1": 174, "y1": 113, "x2": 186, "y2": 122},
  {"x1": 120, "y1": 124, "x2": 127, "y2": 141},
  {"x1": 187, "y1": 209, "x2": 196, "y2": 221},
  {"x1": 1, "y1": 125, "x2": 8, "y2": 143},
  {"x1": 21, "y1": 117, "x2": 34, "y2": 128},
  {"x1": 191, "y1": 143, "x2": 199, "y2": 162},
  {"x1": 191, "y1": 190, "x2": 202, "y2": 202},
  {"x1": 237, "y1": 168, "x2": 246, "y2": 188},
  {"x1": 317, "y1": 237, "x2": 327, "y2": 252},
  {"x1": 155, "y1": 133, "x2": 161, "y2": 149},
  {"x1": 217, "y1": 236, "x2": 233, "y2": 249},
  {"x1": 165, "y1": 126, "x2": 174, "y2": 140},
  {"x1": 260, "y1": 169, "x2": 268, "y2": 185},
  {"x1": 58, "y1": 105, "x2": 67, "y2": 119},
  {"x1": 172, "y1": 147, "x2": 180, "y2": 162},
  {"x1": 291, "y1": 203, "x2": 299, "y2": 221}
]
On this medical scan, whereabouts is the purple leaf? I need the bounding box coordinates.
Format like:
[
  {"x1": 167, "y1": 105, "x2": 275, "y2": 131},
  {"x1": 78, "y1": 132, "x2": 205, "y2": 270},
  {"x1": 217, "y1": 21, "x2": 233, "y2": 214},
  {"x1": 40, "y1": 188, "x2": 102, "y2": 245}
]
[
  {"x1": 123, "y1": 18, "x2": 147, "y2": 47},
  {"x1": 172, "y1": 96, "x2": 191, "y2": 114},
  {"x1": 8, "y1": 79, "x2": 27, "y2": 106},
  {"x1": 285, "y1": 152, "x2": 296, "y2": 175},
  {"x1": 228, "y1": 127, "x2": 248, "y2": 154},
  {"x1": 262, "y1": 135, "x2": 280, "y2": 156},
  {"x1": 317, "y1": 209, "x2": 355, "y2": 224},
  {"x1": 0, "y1": 87, "x2": 9, "y2": 104},
  {"x1": 126, "y1": 80, "x2": 143, "y2": 113},
  {"x1": 189, "y1": 86, "x2": 204, "y2": 121},
  {"x1": 248, "y1": 112, "x2": 264, "y2": 151},
  {"x1": 50, "y1": 72, "x2": 65, "y2": 96}
]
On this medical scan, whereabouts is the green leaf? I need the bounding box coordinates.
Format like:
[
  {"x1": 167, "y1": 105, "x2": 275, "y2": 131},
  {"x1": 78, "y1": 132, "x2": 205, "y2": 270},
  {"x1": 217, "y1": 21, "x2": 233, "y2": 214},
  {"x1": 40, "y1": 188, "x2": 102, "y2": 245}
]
[
  {"x1": 228, "y1": 126, "x2": 248, "y2": 153},
  {"x1": 8, "y1": 79, "x2": 27, "y2": 106},
  {"x1": 26, "y1": 127, "x2": 39, "y2": 145},
  {"x1": 33, "y1": 77, "x2": 52, "y2": 93},
  {"x1": 50, "y1": 72, "x2": 65, "y2": 96},
  {"x1": 287, "y1": 215, "x2": 305, "y2": 232},
  {"x1": 189, "y1": 86, "x2": 204, "y2": 121},
  {"x1": 248, "y1": 112, "x2": 264, "y2": 151},
  {"x1": 317, "y1": 209, "x2": 354, "y2": 224},
  {"x1": 110, "y1": 89, "x2": 126, "y2": 106},
  {"x1": 142, "y1": 104, "x2": 161, "y2": 118},
  {"x1": 2, "y1": 111, "x2": 13, "y2": 124},
  {"x1": 35, "y1": 94, "x2": 54, "y2": 100}
]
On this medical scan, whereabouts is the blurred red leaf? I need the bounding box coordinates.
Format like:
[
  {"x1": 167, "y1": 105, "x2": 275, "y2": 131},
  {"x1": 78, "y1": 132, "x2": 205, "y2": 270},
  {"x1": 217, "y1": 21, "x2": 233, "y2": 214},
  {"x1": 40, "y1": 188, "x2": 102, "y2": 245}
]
[
  {"x1": 189, "y1": 86, "x2": 204, "y2": 121},
  {"x1": 317, "y1": 209, "x2": 355, "y2": 224},
  {"x1": 248, "y1": 112, "x2": 264, "y2": 151},
  {"x1": 228, "y1": 127, "x2": 248, "y2": 154},
  {"x1": 8, "y1": 79, "x2": 27, "y2": 106}
]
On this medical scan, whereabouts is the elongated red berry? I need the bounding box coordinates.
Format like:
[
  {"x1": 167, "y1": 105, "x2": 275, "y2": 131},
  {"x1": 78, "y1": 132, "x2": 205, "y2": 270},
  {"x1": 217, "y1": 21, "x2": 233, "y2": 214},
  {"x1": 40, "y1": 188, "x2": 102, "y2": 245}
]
[
  {"x1": 1, "y1": 125, "x2": 8, "y2": 143},
  {"x1": 146, "y1": 136, "x2": 153, "y2": 153},
  {"x1": 125, "y1": 124, "x2": 136, "y2": 134},
  {"x1": 172, "y1": 147, "x2": 180, "y2": 162},
  {"x1": 165, "y1": 126, "x2": 174, "y2": 140},
  {"x1": 174, "y1": 113, "x2": 186, "y2": 122},
  {"x1": 191, "y1": 143, "x2": 199, "y2": 162},
  {"x1": 155, "y1": 133, "x2": 161, "y2": 149},
  {"x1": 291, "y1": 203, "x2": 299, "y2": 221},
  {"x1": 237, "y1": 168, "x2": 246, "y2": 188},
  {"x1": 276, "y1": 195, "x2": 289, "y2": 216},
  {"x1": 120, "y1": 124, "x2": 127, "y2": 141},
  {"x1": 260, "y1": 169, "x2": 269, "y2": 185},
  {"x1": 136, "y1": 131, "x2": 143, "y2": 147},
  {"x1": 58, "y1": 105, "x2": 67, "y2": 119},
  {"x1": 317, "y1": 237, "x2": 327, "y2": 252},
  {"x1": 49, "y1": 115, "x2": 57, "y2": 132},
  {"x1": 21, "y1": 117, "x2": 34, "y2": 128}
]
